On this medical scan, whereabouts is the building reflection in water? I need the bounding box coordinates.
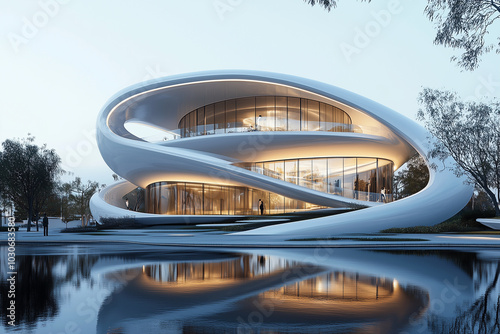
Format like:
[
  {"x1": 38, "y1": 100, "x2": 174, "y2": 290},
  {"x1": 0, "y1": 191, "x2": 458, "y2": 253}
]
[
  {"x1": 266, "y1": 272, "x2": 395, "y2": 302},
  {"x1": 143, "y1": 255, "x2": 296, "y2": 283},
  {"x1": 115, "y1": 254, "x2": 427, "y2": 333},
  {"x1": 143, "y1": 257, "x2": 397, "y2": 302}
]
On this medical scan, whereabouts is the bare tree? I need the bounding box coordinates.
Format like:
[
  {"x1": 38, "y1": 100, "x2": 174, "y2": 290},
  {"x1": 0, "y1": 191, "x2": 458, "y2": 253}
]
[
  {"x1": 303, "y1": 0, "x2": 500, "y2": 70},
  {"x1": 417, "y1": 88, "x2": 500, "y2": 216}
]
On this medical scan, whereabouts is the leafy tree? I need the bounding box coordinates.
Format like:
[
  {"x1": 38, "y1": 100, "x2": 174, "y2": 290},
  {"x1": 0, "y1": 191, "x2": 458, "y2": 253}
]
[
  {"x1": 70, "y1": 177, "x2": 101, "y2": 226},
  {"x1": 0, "y1": 180, "x2": 13, "y2": 226},
  {"x1": 417, "y1": 88, "x2": 500, "y2": 216},
  {"x1": 58, "y1": 181, "x2": 75, "y2": 228},
  {"x1": 303, "y1": 0, "x2": 500, "y2": 70},
  {"x1": 0, "y1": 136, "x2": 63, "y2": 231},
  {"x1": 394, "y1": 155, "x2": 429, "y2": 199}
]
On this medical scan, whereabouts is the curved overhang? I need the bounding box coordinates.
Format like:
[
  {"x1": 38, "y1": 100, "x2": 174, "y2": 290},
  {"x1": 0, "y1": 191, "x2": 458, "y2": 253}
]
[{"x1": 92, "y1": 70, "x2": 473, "y2": 235}]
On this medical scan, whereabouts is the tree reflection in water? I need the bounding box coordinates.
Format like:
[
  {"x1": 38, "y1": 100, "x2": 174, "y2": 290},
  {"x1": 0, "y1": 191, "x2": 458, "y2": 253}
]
[
  {"x1": 0, "y1": 256, "x2": 59, "y2": 329},
  {"x1": 0, "y1": 251, "x2": 99, "y2": 329},
  {"x1": 430, "y1": 262, "x2": 500, "y2": 334}
]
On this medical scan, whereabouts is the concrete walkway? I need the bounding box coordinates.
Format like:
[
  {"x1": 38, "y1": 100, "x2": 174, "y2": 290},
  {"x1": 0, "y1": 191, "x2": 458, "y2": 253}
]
[{"x1": 3, "y1": 218, "x2": 500, "y2": 249}]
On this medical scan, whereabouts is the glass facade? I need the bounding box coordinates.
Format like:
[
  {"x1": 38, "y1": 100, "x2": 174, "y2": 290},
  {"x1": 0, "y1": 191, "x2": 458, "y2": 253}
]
[
  {"x1": 179, "y1": 96, "x2": 352, "y2": 137},
  {"x1": 238, "y1": 157, "x2": 394, "y2": 203},
  {"x1": 145, "y1": 182, "x2": 324, "y2": 215}
]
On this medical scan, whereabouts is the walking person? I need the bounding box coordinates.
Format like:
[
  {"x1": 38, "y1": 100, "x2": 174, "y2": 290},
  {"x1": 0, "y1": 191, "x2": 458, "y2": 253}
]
[
  {"x1": 380, "y1": 187, "x2": 386, "y2": 203},
  {"x1": 42, "y1": 213, "x2": 49, "y2": 236},
  {"x1": 258, "y1": 199, "x2": 264, "y2": 215}
]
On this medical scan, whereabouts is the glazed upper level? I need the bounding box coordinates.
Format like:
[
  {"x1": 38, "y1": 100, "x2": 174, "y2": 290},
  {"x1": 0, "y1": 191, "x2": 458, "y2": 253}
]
[
  {"x1": 105, "y1": 71, "x2": 406, "y2": 145},
  {"x1": 178, "y1": 96, "x2": 353, "y2": 138}
]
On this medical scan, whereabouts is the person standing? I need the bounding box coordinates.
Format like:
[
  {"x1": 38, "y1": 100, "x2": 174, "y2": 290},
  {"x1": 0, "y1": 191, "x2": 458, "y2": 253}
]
[
  {"x1": 42, "y1": 213, "x2": 49, "y2": 236},
  {"x1": 259, "y1": 199, "x2": 264, "y2": 215}
]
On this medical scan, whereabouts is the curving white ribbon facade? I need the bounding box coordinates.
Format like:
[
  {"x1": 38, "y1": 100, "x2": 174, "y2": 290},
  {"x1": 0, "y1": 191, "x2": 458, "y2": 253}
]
[{"x1": 90, "y1": 70, "x2": 473, "y2": 235}]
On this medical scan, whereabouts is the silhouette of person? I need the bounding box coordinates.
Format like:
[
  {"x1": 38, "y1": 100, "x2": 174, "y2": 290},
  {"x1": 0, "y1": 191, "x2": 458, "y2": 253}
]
[
  {"x1": 42, "y1": 213, "x2": 49, "y2": 236},
  {"x1": 125, "y1": 198, "x2": 129, "y2": 210},
  {"x1": 259, "y1": 199, "x2": 264, "y2": 215}
]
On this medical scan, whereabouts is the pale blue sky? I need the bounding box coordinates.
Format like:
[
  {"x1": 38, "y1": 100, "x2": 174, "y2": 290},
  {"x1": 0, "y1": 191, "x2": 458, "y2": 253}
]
[{"x1": 1, "y1": 0, "x2": 498, "y2": 186}]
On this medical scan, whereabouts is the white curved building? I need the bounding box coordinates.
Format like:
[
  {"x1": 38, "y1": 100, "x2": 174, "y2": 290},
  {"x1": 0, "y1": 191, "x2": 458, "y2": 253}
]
[{"x1": 90, "y1": 70, "x2": 472, "y2": 235}]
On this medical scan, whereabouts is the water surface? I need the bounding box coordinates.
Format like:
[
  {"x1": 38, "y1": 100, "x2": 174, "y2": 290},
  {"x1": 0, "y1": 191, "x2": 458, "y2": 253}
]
[{"x1": 0, "y1": 244, "x2": 498, "y2": 333}]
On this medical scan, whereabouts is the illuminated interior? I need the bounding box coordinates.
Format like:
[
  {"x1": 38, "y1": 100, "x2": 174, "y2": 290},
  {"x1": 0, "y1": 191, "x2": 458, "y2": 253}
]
[
  {"x1": 237, "y1": 156, "x2": 394, "y2": 202},
  {"x1": 145, "y1": 182, "x2": 325, "y2": 215},
  {"x1": 178, "y1": 96, "x2": 353, "y2": 137}
]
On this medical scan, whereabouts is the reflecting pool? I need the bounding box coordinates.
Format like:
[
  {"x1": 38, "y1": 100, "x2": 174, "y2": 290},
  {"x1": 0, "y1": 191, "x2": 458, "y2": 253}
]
[{"x1": 0, "y1": 245, "x2": 499, "y2": 334}]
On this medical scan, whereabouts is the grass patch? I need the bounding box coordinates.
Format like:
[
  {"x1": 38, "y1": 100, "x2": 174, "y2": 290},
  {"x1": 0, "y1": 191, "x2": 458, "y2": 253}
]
[
  {"x1": 381, "y1": 216, "x2": 487, "y2": 234},
  {"x1": 288, "y1": 237, "x2": 429, "y2": 242},
  {"x1": 461, "y1": 231, "x2": 500, "y2": 235},
  {"x1": 61, "y1": 227, "x2": 98, "y2": 233}
]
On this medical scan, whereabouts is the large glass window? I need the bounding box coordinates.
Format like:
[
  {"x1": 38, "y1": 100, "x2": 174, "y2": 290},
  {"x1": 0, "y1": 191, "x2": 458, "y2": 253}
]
[
  {"x1": 299, "y1": 159, "x2": 313, "y2": 189},
  {"x1": 214, "y1": 101, "x2": 225, "y2": 134},
  {"x1": 178, "y1": 96, "x2": 352, "y2": 137},
  {"x1": 343, "y1": 158, "x2": 357, "y2": 199},
  {"x1": 177, "y1": 183, "x2": 186, "y2": 214},
  {"x1": 274, "y1": 160, "x2": 285, "y2": 181},
  {"x1": 263, "y1": 161, "x2": 275, "y2": 178},
  {"x1": 312, "y1": 159, "x2": 327, "y2": 192},
  {"x1": 256, "y1": 96, "x2": 275, "y2": 131},
  {"x1": 307, "y1": 100, "x2": 320, "y2": 132},
  {"x1": 225, "y1": 100, "x2": 236, "y2": 133},
  {"x1": 287, "y1": 97, "x2": 301, "y2": 131},
  {"x1": 204, "y1": 185, "x2": 221, "y2": 215},
  {"x1": 324, "y1": 104, "x2": 333, "y2": 132},
  {"x1": 301, "y1": 99, "x2": 308, "y2": 131},
  {"x1": 184, "y1": 113, "x2": 191, "y2": 137},
  {"x1": 241, "y1": 157, "x2": 394, "y2": 204},
  {"x1": 146, "y1": 181, "x2": 323, "y2": 215},
  {"x1": 377, "y1": 159, "x2": 394, "y2": 202},
  {"x1": 357, "y1": 158, "x2": 377, "y2": 201},
  {"x1": 276, "y1": 97, "x2": 287, "y2": 131},
  {"x1": 237, "y1": 97, "x2": 255, "y2": 131},
  {"x1": 234, "y1": 187, "x2": 249, "y2": 215},
  {"x1": 269, "y1": 193, "x2": 285, "y2": 215},
  {"x1": 205, "y1": 104, "x2": 215, "y2": 135},
  {"x1": 196, "y1": 107, "x2": 205, "y2": 136},
  {"x1": 189, "y1": 112, "x2": 196, "y2": 137},
  {"x1": 179, "y1": 117, "x2": 185, "y2": 138},
  {"x1": 285, "y1": 160, "x2": 298, "y2": 185},
  {"x1": 146, "y1": 157, "x2": 394, "y2": 216},
  {"x1": 160, "y1": 183, "x2": 176, "y2": 214},
  {"x1": 328, "y1": 158, "x2": 343, "y2": 195}
]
